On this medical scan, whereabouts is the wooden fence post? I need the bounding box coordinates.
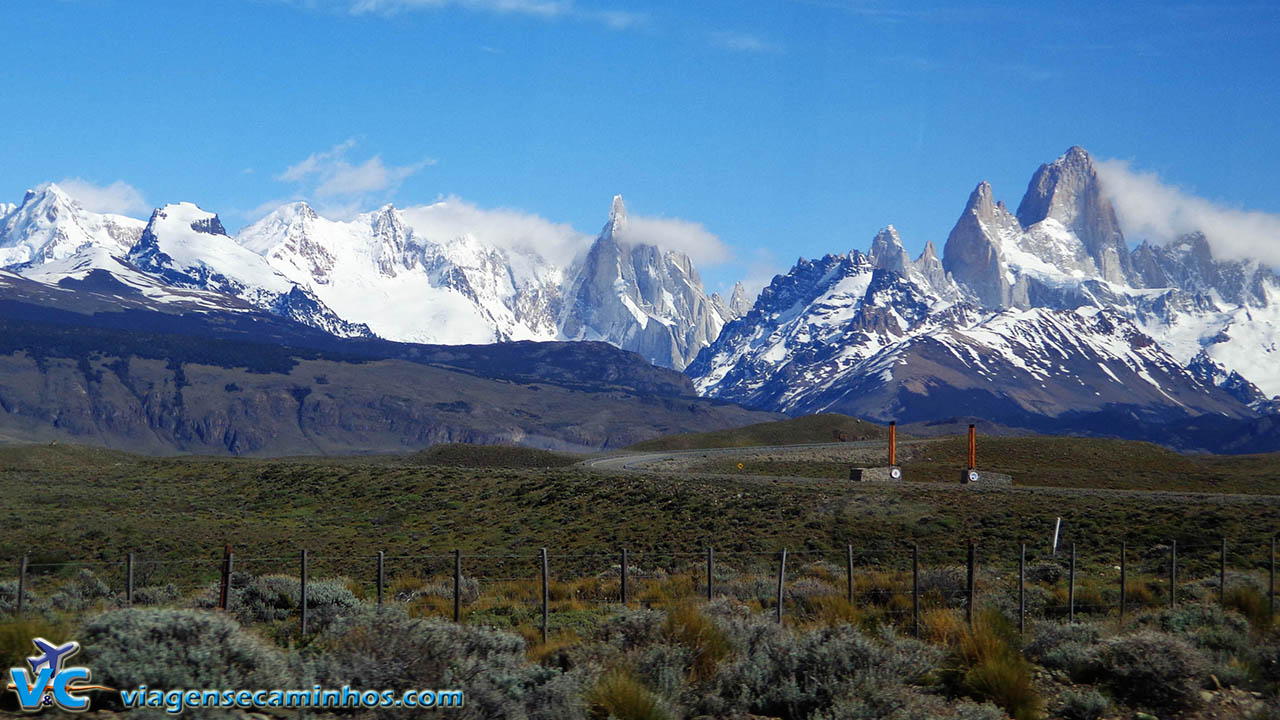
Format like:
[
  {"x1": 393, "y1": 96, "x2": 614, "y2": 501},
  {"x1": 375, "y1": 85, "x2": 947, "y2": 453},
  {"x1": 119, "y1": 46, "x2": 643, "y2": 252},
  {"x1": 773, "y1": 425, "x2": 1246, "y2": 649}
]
[
  {"x1": 376, "y1": 551, "x2": 385, "y2": 607},
  {"x1": 620, "y1": 549, "x2": 628, "y2": 606},
  {"x1": 300, "y1": 549, "x2": 309, "y2": 637},
  {"x1": 1170, "y1": 540, "x2": 1177, "y2": 609},
  {"x1": 454, "y1": 549, "x2": 463, "y2": 623},
  {"x1": 219, "y1": 545, "x2": 232, "y2": 611},
  {"x1": 912, "y1": 543, "x2": 920, "y2": 639},
  {"x1": 1120, "y1": 541, "x2": 1127, "y2": 618},
  {"x1": 966, "y1": 541, "x2": 976, "y2": 625},
  {"x1": 1069, "y1": 543, "x2": 1076, "y2": 622},
  {"x1": 126, "y1": 553, "x2": 134, "y2": 607},
  {"x1": 776, "y1": 549, "x2": 788, "y2": 624},
  {"x1": 16, "y1": 554, "x2": 27, "y2": 616},
  {"x1": 706, "y1": 548, "x2": 714, "y2": 602},
  {"x1": 846, "y1": 544, "x2": 854, "y2": 606},
  {"x1": 540, "y1": 548, "x2": 550, "y2": 645}
]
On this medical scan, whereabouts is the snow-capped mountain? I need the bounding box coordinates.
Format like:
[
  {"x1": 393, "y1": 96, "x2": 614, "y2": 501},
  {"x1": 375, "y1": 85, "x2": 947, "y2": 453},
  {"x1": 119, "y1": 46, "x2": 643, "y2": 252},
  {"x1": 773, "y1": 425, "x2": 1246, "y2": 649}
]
[
  {"x1": 0, "y1": 187, "x2": 735, "y2": 369},
  {"x1": 0, "y1": 183, "x2": 144, "y2": 267},
  {"x1": 238, "y1": 193, "x2": 735, "y2": 368},
  {"x1": 689, "y1": 146, "x2": 1276, "y2": 429}
]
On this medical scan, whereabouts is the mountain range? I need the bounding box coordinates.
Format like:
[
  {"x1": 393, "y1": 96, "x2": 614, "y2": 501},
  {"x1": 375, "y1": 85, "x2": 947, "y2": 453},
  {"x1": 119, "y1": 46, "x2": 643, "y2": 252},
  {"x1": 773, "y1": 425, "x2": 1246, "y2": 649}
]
[
  {"x1": 2, "y1": 145, "x2": 1279, "y2": 454},
  {"x1": 688, "y1": 147, "x2": 1280, "y2": 443}
]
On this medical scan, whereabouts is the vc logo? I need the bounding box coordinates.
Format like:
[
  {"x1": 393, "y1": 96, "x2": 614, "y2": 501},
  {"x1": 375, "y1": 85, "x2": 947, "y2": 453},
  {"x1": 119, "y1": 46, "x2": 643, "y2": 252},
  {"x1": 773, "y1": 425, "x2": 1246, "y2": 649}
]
[{"x1": 6, "y1": 638, "x2": 111, "y2": 713}]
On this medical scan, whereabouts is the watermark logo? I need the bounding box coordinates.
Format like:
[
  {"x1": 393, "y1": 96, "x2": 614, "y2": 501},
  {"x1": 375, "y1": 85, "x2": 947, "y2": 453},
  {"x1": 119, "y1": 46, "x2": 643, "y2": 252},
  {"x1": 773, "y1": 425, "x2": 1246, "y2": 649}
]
[{"x1": 6, "y1": 638, "x2": 111, "y2": 713}]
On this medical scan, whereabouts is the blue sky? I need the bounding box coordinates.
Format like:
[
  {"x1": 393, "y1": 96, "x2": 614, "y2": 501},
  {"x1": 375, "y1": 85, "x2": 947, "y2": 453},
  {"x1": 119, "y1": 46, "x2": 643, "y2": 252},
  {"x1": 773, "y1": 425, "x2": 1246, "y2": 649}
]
[{"x1": 3, "y1": 1, "x2": 1279, "y2": 292}]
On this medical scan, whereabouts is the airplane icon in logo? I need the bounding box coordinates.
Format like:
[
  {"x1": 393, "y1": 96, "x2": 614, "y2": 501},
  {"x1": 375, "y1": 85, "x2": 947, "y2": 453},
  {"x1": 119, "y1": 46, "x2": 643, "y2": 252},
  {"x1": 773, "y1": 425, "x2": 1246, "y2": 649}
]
[{"x1": 27, "y1": 639, "x2": 81, "y2": 676}]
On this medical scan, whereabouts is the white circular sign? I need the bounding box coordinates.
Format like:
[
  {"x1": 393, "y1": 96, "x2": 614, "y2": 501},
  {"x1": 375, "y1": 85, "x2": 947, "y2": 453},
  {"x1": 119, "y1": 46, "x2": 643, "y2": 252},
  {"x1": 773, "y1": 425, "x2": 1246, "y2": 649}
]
[
  {"x1": 890, "y1": 467, "x2": 902, "y2": 479},
  {"x1": 968, "y1": 470, "x2": 980, "y2": 482}
]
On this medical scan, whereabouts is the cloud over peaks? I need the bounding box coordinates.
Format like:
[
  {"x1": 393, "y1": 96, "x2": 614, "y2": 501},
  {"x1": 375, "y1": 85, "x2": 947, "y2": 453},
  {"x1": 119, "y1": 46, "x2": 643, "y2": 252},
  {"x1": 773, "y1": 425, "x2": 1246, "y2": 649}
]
[
  {"x1": 57, "y1": 178, "x2": 149, "y2": 216},
  {"x1": 1096, "y1": 159, "x2": 1280, "y2": 267}
]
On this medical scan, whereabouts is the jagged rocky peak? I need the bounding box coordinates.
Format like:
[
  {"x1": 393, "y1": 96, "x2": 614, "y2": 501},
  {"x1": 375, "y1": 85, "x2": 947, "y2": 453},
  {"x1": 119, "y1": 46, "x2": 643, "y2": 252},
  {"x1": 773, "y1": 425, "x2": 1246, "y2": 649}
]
[
  {"x1": 604, "y1": 194, "x2": 628, "y2": 238},
  {"x1": 1133, "y1": 231, "x2": 1270, "y2": 306},
  {"x1": 869, "y1": 225, "x2": 910, "y2": 275},
  {"x1": 0, "y1": 183, "x2": 146, "y2": 267},
  {"x1": 1017, "y1": 145, "x2": 1131, "y2": 284},
  {"x1": 942, "y1": 181, "x2": 1021, "y2": 308}
]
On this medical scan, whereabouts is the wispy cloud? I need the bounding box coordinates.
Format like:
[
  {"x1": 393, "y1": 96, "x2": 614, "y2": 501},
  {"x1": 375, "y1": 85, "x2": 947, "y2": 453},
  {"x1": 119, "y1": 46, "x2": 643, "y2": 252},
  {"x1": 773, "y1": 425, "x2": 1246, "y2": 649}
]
[
  {"x1": 276, "y1": 139, "x2": 434, "y2": 214},
  {"x1": 401, "y1": 195, "x2": 591, "y2": 268},
  {"x1": 620, "y1": 215, "x2": 734, "y2": 267},
  {"x1": 57, "y1": 178, "x2": 149, "y2": 216},
  {"x1": 1096, "y1": 158, "x2": 1280, "y2": 267},
  {"x1": 277, "y1": 0, "x2": 645, "y2": 29},
  {"x1": 710, "y1": 30, "x2": 783, "y2": 54}
]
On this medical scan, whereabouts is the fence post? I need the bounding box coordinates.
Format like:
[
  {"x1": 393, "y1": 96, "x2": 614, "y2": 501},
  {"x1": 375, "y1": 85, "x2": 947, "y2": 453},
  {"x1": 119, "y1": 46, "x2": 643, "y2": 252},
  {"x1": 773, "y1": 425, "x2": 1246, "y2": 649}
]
[
  {"x1": 1069, "y1": 543, "x2": 1076, "y2": 622},
  {"x1": 846, "y1": 544, "x2": 854, "y2": 606},
  {"x1": 912, "y1": 543, "x2": 920, "y2": 639},
  {"x1": 126, "y1": 553, "x2": 134, "y2": 607},
  {"x1": 16, "y1": 554, "x2": 27, "y2": 616},
  {"x1": 706, "y1": 548, "x2": 714, "y2": 602},
  {"x1": 1169, "y1": 540, "x2": 1177, "y2": 609},
  {"x1": 300, "y1": 549, "x2": 309, "y2": 638},
  {"x1": 620, "y1": 549, "x2": 628, "y2": 605},
  {"x1": 1018, "y1": 543, "x2": 1025, "y2": 636},
  {"x1": 1271, "y1": 536, "x2": 1276, "y2": 621},
  {"x1": 454, "y1": 549, "x2": 462, "y2": 623},
  {"x1": 776, "y1": 549, "x2": 788, "y2": 624},
  {"x1": 966, "y1": 541, "x2": 976, "y2": 625},
  {"x1": 1120, "y1": 541, "x2": 1127, "y2": 618},
  {"x1": 1219, "y1": 537, "x2": 1227, "y2": 606},
  {"x1": 376, "y1": 551, "x2": 385, "y2": 607},
  {"x1": 540, "y1": 548, "x2": 550, "y2": 645},
  {"x1": 219, "y1": 545, "x2": 233, "y2": 611}
]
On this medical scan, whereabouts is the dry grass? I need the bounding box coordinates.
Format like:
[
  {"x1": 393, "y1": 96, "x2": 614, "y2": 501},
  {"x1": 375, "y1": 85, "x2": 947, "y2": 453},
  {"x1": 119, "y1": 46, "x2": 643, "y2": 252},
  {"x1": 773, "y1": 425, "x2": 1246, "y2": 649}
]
[{"x1": 662, "y1": 602, "x2": 731, "y2": 682}]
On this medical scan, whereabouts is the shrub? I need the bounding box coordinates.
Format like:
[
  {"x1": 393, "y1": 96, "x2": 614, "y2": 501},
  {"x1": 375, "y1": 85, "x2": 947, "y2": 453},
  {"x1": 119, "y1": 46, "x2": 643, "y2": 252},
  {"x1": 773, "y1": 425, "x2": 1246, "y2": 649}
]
[
  {"x1": 631, "y1": 643, "x2": 691, "y2": 704},
  {"x1": 0, "y1": 580, "x2": 47, "y2": 616},
  {"x1": 953, "y1": 612, "x2": 1042, "y2": 720},
  {"x1": 1054, "y1": 688, "x2": 1109, "y2": 720},
  {"x1": 0, "y1": 617, "x2": 73, "y2": 671},
  {"x1": 78, "y1": 608, "x2": 293, "y2": 691},
  {"x1": 702, "y1": 615, "x2": 942, "y2": 720},
  {"x1": 1099, "y1": 630, "x2": 1209, "y2": 713},
  {"x1": 1023, "y1": 622, "x2": 1102, "y2": 681},
  {"x1": 132, "y1": 584, "x2": 181, "y2": 606},
  {"x1": 593, "y1": 607, "x2": 666, "y2": 651},
  {"x1": 50, "y1": 569, "x2": 118, "y2": 612},
  {"x1": 588, "y1": 669, "x2": 674, "y2": 720},
  {"x1": 662, "y1": 603, "x2": 730, "y2": 682},
  {"x1": 314, "y1": 605, "x2": 589, "y2": 720},
  {"x1": 234, "y1": 574, "x2": 360, "y2": 632}
]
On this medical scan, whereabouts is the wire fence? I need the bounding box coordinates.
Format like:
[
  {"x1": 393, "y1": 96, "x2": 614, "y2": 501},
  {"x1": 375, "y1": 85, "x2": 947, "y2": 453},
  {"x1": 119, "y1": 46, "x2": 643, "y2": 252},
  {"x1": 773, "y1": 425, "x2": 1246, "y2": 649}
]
[{"x1": 3, "y1": 535, "x2": 1277, "y2": 641}]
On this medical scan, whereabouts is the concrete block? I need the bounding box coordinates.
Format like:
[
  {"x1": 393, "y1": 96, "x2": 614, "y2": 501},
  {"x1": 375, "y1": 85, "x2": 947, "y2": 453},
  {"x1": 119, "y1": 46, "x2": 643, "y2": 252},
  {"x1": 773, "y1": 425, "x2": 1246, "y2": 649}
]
[{"x1": 850, "y1": 466, "x2": 904, "y2": 482}]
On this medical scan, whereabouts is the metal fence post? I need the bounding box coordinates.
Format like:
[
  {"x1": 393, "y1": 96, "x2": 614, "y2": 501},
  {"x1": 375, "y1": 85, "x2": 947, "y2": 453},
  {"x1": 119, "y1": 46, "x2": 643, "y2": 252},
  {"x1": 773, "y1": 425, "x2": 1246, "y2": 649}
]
[
  {"x1": 1219, "y1": 537, "x2": 1227, "y2": 606},
  {"x1": 1169, "y1": 540, "x2": 1177, "y2": 609}
]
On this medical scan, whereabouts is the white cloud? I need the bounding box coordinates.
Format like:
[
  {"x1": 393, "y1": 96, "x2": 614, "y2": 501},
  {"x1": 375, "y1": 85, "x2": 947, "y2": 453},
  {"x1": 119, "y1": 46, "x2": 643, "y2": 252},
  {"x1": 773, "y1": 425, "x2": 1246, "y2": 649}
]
[
  {"x1": 1096, "y1": 159, "x2": 1280, "y2": 267},
  {"x1": 57, "y1": 178, "x2": 149, "y2": 216},
  {"x1": 710, "y1": 30, "x2": 783, "y2": 54},
  {"x1": 620, "y1": 215, "x2": 733, "y2": 267},
  {"x1": 278, "y1": 139, "x2": 433, "y2": 201},
  {"x1": 400, "y1": 195, "x2": 592, "y2": 268},
  {"x1": 281, "y1": 0, "x2": 642, "y2": 28}
]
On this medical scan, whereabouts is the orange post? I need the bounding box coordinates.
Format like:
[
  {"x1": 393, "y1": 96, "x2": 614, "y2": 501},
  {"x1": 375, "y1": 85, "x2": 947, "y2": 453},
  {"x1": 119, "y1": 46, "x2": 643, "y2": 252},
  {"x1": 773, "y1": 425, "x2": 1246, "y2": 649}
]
[
  {"x1": 888, "y1": 421, "x2": 897, "y2": 466},
  {"x1": 967, "y1": 424, "x2": 976, "y2": 470}
]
